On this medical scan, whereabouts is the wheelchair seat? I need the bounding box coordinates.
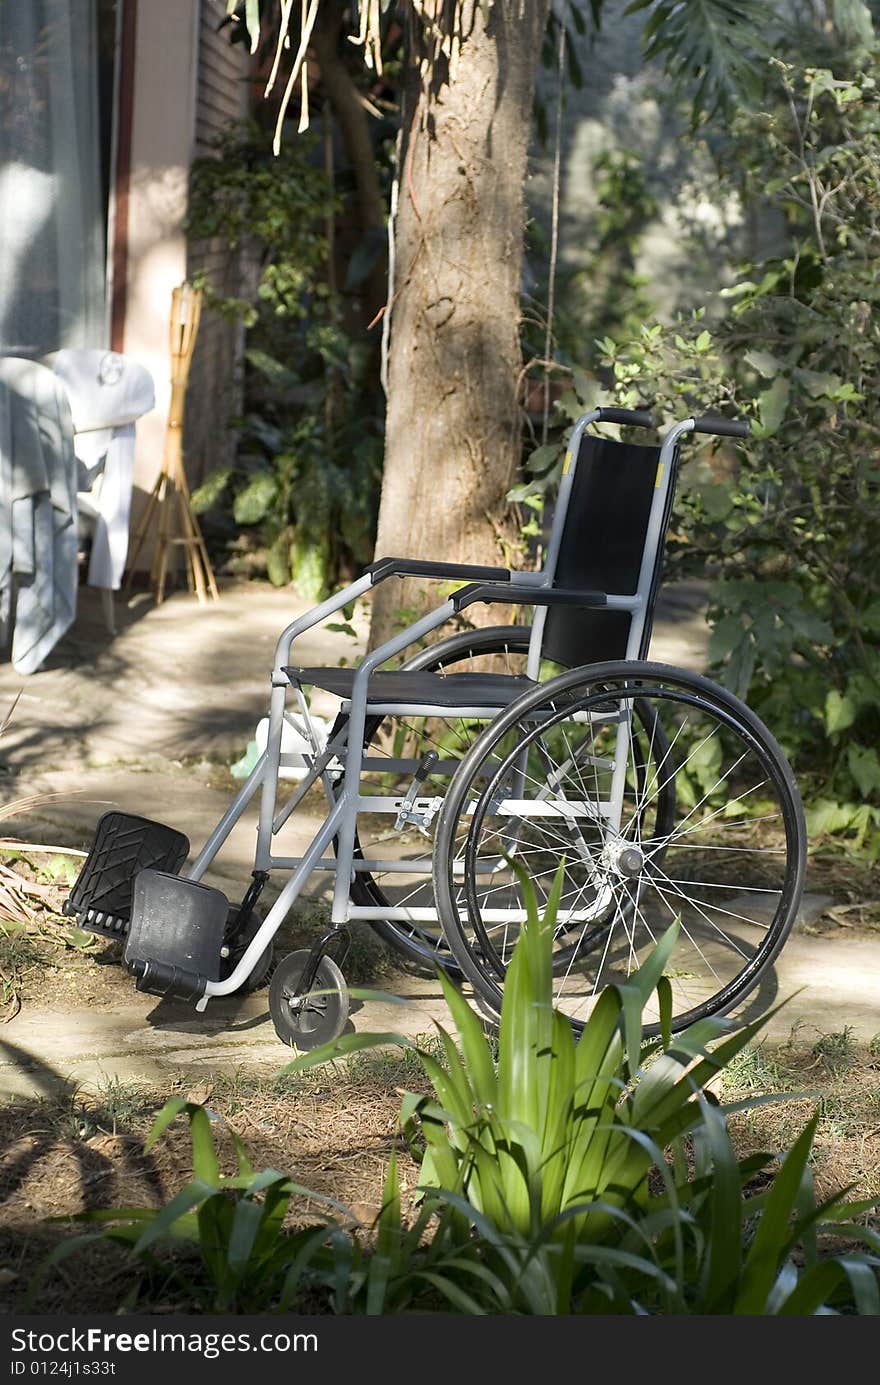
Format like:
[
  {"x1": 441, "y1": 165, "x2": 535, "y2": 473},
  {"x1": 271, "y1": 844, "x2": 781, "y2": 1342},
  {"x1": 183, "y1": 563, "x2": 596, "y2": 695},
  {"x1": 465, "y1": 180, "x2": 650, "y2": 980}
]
[{"x1": 284, "y1": 665, "x2": 534, "y2": 710}]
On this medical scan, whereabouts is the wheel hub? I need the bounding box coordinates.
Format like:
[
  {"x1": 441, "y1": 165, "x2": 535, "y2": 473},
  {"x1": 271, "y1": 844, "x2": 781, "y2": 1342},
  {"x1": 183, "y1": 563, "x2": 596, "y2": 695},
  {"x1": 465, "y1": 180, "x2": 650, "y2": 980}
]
[{"x1": 600, "y1": 840, "x2": 645, "y2": 879}]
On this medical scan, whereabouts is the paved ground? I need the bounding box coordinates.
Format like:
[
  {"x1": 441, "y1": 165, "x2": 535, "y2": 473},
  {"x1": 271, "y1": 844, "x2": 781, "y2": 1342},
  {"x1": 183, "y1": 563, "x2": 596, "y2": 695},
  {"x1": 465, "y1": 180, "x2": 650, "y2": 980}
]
[{"x1": 0, "y1": 577, "x2": 877, "y2": 1098}]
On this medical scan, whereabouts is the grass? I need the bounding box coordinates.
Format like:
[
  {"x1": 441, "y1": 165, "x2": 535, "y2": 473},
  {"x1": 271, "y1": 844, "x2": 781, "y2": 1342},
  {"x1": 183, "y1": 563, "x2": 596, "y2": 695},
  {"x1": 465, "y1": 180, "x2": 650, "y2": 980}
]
[
  {"x1": 810, "y1": 1025, "x2": 858, "y2": 1076},
  {"x1": 721, "y1": 1025, "x2": 880, "y2": 1204},
  {"x1": 207, "y1": 1030, "x2": 447, "y2": 1115},
  {"x1": 722, "y1": 1041, "x2": 793, "y2": 1095}
]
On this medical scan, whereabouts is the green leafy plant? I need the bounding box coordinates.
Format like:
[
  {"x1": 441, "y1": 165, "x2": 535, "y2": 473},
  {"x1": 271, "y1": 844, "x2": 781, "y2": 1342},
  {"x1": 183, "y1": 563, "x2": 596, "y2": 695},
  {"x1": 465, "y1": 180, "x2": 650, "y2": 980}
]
[
  {"x1": 33, "y1": 1099, "x2": 346, "y2": 1313},
  {"x1": 533, "y1": 54, "x2": 880, "y2": 848},
  {"x1": 285, "y1": 871, "x2": 880, "y2": 1313},
  {"x1": 35, "y1": 873, "x2": 880, "y2": 1314},
  {"x1": 185, "y1": 121, "x2": 384, "y2": 597}
]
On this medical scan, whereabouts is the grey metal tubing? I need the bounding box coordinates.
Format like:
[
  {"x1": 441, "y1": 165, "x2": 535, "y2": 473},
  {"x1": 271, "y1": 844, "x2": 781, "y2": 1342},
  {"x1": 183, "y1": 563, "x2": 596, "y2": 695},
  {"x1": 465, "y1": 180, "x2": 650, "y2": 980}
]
[
  {"x1": 256, "y1": 564, "x2": 540, "y2": 876},
  {"x1": 255, "y1": 684, "x2": 287, "y2": 870},
  {"x1": 198, "y1": 795, "x2": 347, "y2": 1004},
  {"x1": 361, "y1": 757, "x2": 462, "y2": 774},
  {"x1": 186, "y1": 751, "x2": 268, "y2": 882},
  {"x1": 269, "y1": 573, "x2": 374, "y2": 680},
  {"x1": 269, "y1": 759, "x2": 324, "y2": 836},
  {"x1": 270, "y1": 749, "x2": 333, "y2": 835},
  {"x1": 345, "y1": 905, "x2": 599, "y2": 922},
  {"x1": 264, "y1": 694, "x2": 337, "y2": 837},
  {"x1": 265, "y1": 856, "x2": 502, "y2": 873},
  {"x1": 526, "y1": 409, "x2": 600, "y2": 679},
  {"x1": 605, "y1": 416, "x2": 696, "y2": 830},
  {"x1": 624, "y1": 417, "x2": 694, "y2": 662},
  {"x1": 330, "y1": 599, "x2": 460, "y2": 922},
  {"x1": 254, "y1": 574, "x2": 375, "y2": 873},
  {"x1": 270, "y1": 721, "x2": 352, "y2": 837}
]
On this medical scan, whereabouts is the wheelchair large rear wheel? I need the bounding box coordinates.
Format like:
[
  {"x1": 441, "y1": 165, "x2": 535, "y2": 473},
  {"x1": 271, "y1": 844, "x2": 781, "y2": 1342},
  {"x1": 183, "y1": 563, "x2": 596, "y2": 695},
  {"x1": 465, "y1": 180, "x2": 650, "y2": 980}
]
[{"x1": 433, "y1": 661, "x2": 806, "y2": 1035}]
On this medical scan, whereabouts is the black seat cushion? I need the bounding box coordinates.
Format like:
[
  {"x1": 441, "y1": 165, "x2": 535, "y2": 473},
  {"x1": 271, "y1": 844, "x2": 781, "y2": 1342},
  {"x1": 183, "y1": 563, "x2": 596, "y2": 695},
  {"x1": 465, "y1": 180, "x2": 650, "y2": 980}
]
[{"x1": 284, "y1": 666, "x2": 534, "y2": 707}]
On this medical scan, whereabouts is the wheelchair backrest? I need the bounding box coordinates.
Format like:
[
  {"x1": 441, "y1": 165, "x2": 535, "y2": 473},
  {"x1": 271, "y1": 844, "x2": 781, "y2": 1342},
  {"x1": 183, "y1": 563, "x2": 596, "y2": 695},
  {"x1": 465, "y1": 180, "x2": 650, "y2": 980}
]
[{"x1": 537, "y1": 433, "x2": 681, "y2": 668}]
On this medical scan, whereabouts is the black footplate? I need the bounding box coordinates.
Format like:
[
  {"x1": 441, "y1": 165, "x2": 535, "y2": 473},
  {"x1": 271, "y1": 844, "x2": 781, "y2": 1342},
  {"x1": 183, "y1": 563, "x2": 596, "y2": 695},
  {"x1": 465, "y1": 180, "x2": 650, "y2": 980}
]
[
  {"x1": 64, "y1": 812, "x2": 190, "y2": 940},
  {"x1": 124, "y1": 870, "x2": 228, "y2": 1000}
]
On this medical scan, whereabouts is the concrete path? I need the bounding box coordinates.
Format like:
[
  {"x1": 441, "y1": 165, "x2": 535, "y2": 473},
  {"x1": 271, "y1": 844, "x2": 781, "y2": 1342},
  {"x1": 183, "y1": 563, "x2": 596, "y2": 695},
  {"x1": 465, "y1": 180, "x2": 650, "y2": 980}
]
[
  {"x1": 0, "y1": 577, "x2": 877, "y2": 1099},
  {"x1": 0, "y1": 923, "x2": 876, "y2": 1099},
  {"x1": 0, "y1": 977, "x2": 453, "y2": 1099}
]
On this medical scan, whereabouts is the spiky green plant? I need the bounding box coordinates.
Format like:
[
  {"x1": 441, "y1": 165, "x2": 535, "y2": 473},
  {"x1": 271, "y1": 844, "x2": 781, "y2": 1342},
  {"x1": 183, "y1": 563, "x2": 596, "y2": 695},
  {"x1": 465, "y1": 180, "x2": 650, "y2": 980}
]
[
  {"x1": 287, "y1": 870, "x2": 772, "y2": 1242},
  {"x1": 32, "y1": 869, "x2": 880, "y2": 1314}
]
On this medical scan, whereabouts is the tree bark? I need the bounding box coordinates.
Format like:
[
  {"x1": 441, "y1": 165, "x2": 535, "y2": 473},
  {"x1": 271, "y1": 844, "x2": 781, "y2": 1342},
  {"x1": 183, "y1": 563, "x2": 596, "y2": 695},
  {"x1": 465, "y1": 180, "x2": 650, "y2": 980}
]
[{"x1": 370, "y1": 0, "x2": 551, "y2": 648}]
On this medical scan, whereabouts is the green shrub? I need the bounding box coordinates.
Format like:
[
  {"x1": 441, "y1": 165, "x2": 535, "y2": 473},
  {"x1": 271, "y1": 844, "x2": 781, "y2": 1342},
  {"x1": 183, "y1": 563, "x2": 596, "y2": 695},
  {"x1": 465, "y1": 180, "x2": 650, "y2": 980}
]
[
  {"x1": 185, "y1": 121, "x2": 383, "y2": 595},
  {"x1": 521, "y1": 54, "x2": 880, "y2": 848},
  {"x1": 35, "y1": 868, "x2": 880, "y2": 1314}
]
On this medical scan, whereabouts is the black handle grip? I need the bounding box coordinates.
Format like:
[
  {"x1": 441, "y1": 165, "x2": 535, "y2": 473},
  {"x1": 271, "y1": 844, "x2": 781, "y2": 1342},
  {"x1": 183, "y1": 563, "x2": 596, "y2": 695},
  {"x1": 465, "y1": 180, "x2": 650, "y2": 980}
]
[
  {"x1": 691, "y1": 415, "x2": 750, "y2": 439},
  {"x1": 595, "y1": 407, "x2": 655, "y2": 429}
]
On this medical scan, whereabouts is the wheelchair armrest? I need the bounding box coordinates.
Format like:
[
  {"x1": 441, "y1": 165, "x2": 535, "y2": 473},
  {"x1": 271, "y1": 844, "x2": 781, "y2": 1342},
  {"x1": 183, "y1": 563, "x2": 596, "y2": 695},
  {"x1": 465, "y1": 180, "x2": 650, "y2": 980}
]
[
  {"x1": 367, "y1": 557, "x2": 512, "y2": 585},
  {"x1": 451, "y1": 583, "x2": 607, "y2": 612}
]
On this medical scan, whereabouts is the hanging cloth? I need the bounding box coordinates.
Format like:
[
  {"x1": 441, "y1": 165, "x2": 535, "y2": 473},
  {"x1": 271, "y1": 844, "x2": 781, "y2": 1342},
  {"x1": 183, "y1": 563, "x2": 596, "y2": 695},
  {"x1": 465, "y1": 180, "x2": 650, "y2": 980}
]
[
  {"x1": 0, "y1": 357, "x2": 78, "y2": 674},
  {"x1": 51, "y1": 349, "x2": 154, "y2": 589}
]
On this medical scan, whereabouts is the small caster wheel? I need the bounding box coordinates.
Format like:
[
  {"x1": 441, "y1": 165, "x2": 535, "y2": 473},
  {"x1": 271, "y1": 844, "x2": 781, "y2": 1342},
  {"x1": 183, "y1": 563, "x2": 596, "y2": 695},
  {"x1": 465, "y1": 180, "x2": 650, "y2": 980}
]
[
  {"x1": 223, "y1": 908, "x2": 274, "y2": 993},
  {"x1": 269, "y1": 949, "x2": 349, "y2": 1050}
]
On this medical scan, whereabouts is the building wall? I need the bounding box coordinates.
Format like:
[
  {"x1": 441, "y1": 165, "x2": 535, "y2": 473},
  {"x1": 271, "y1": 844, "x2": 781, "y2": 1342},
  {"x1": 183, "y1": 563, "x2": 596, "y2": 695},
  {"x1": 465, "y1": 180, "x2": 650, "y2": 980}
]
[
  {"x1": 121, "y1": 0, "x2": 198, "y2": 522},
  {"x1": 120, "y1": 0, "x2": 247, "y2": 554},
  {"x1": 184, "y1": 0, "x2": 249, "y2": 489}
]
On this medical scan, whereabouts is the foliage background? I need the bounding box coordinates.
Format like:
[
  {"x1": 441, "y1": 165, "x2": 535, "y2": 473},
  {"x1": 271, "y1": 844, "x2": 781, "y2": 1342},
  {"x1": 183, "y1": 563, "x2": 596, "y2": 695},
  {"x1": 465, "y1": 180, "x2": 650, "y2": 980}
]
[
  {"x1": 188, "y1": 4, "x2": 879, "y2": 841},
  {"x1": 521, "y1": 29, "x2": 880, "y2": 848}
]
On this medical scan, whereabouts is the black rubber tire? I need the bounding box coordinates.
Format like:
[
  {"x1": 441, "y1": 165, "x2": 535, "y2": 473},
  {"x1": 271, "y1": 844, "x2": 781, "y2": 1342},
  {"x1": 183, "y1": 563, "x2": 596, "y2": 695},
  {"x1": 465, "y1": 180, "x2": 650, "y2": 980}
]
[
  {"x1": 222, "y1": 907, "x2": 274, "y2": 993},
  {"x1": 268, "y1": 950, "x2": 349, "y2": 1049},
  {"x1": 433, "y1": 660, "x2": 807, "y2": 1037}
]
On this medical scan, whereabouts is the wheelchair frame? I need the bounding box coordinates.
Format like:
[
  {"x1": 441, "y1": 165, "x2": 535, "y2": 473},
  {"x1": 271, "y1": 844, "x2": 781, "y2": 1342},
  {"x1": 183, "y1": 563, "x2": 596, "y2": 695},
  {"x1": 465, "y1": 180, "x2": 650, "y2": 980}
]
[
  {"x1": 182, "y1": 409, "x2": 713, "y2": 1011},
  {"x1": 68, "y1": 402, "x2": 805, "y2": 1046}
]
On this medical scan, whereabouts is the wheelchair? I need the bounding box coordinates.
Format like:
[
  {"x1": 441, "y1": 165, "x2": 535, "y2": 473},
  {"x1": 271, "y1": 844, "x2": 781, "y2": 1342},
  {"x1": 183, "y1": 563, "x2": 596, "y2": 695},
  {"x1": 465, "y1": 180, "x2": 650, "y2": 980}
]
[{"x1": 64, "y1": 407, "x2": 807, "y2": 1049}]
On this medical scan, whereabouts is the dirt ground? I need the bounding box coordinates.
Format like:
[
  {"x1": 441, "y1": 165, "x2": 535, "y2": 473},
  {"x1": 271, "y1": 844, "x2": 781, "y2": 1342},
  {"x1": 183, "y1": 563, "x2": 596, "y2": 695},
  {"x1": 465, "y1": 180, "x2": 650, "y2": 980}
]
[{"x1": 0, "y1": 856, "x2": 434, "y2": 1312}]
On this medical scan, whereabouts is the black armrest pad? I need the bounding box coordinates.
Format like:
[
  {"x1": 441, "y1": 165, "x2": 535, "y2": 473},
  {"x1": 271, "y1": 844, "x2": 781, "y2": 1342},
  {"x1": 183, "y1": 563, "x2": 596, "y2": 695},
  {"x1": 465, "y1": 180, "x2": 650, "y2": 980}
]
[
  {"x1": 368, "y1": 557, "x2": 511, "y2": 584},
  {"x1": 452, "y1": 583, "x2": 607, "y2": 613}
]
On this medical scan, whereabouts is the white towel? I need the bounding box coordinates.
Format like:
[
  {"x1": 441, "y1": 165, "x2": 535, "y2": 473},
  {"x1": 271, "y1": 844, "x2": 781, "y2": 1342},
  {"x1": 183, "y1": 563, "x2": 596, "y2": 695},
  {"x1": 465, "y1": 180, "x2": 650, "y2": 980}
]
[{"x1": 51, "y1": 349, "x2": 154, "y2": 589}]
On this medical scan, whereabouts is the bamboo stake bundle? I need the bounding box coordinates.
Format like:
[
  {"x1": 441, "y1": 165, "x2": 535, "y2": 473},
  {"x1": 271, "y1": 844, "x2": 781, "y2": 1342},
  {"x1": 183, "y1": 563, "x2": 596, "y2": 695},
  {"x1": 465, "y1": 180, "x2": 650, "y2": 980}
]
[{"x1": 125, "y1": 283, "x2": 219, "y2": 605}]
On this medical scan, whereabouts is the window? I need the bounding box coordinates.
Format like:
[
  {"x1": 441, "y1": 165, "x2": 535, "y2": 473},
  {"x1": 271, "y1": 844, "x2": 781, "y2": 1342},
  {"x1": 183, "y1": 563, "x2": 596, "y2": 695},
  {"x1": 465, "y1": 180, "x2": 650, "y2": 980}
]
[{"x1": 0, "y1": 0, "x2": 120, "y2": 356}]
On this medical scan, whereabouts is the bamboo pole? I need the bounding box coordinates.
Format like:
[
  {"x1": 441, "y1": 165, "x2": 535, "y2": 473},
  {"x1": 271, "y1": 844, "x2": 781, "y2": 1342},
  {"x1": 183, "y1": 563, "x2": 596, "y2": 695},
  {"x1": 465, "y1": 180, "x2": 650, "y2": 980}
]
[{"x1": 125, "y1": 283, "x2": 219, "y2": 605}]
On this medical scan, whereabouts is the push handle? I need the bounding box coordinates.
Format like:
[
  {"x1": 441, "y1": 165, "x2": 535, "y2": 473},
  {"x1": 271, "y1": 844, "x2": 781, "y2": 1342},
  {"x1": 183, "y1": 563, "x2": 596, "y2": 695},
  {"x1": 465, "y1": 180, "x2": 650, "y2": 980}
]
[
  {"x1": 594, "y1": 406, "x2": 655, "y2": 429},
  {"x1": 691, "y1": 415, "x2": 750, "y2": 439}
]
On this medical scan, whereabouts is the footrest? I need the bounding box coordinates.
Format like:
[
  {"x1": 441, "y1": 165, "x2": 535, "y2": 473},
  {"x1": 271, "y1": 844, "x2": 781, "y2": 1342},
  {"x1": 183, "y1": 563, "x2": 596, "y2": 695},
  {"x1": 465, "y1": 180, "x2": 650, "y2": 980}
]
[
  {"x1": 124, "y1": 870, "x2": 228, "y2": 999},
  {"x1": 64, "y1": 812, "x2": 190, "y2": 940}
]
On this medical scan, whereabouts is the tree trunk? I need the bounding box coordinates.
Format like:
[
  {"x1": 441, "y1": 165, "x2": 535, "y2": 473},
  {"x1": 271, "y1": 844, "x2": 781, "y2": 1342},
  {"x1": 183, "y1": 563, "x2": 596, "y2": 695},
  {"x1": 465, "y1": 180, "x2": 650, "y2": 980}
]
[{"x1": 370, "y1": 0, "x2": 550, "y2": 648}]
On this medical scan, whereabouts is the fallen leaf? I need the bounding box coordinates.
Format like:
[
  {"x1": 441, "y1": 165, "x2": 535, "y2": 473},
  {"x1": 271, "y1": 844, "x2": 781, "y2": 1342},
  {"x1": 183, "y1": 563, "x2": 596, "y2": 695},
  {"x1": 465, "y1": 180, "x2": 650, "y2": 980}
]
[{"x1": 186, "y1": 1081, "x2": 215, "y2": 1106}]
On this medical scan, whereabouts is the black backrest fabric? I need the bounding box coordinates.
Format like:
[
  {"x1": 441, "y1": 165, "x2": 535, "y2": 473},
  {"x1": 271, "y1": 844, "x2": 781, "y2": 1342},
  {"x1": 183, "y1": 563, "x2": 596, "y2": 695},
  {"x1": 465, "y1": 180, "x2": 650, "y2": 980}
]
[{"x1": 542, "y1": 434, "x2": 668, "y2": 667}]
